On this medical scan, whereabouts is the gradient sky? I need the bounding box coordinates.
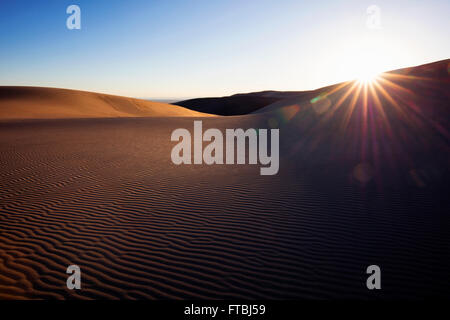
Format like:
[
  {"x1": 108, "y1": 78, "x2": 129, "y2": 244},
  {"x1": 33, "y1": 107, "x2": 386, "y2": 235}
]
[{"x1": 0, "y1": 0, "x2": 449, "y2": 99}]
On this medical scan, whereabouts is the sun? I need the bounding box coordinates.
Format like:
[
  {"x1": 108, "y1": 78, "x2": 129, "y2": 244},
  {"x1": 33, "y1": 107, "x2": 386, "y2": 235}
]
[{"x1": 356, "y1": 69, "x2": 380, "y2": 85}]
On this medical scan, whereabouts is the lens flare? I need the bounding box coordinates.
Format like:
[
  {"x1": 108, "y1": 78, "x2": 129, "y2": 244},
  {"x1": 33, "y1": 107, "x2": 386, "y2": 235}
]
[{"x1": 356, "y1": 69, "x2": 380, "y2": 84}]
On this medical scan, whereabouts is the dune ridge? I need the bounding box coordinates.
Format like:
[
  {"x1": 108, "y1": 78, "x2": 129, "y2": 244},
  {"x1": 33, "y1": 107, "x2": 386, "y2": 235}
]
[{"x1": 0, "y1": 86, "x2": 214, "y2": 119}]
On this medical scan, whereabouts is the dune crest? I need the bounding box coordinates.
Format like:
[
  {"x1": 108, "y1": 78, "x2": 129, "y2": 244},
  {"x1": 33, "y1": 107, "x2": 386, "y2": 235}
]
[{"x1": 0, "y1": 86, "x2": 214, "y2": 119}]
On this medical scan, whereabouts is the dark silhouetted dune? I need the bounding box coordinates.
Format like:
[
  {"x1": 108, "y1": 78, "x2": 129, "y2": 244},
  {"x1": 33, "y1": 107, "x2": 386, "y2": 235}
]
[
  {"x1": 0, "y1": 86, "x2": 213, "y2": 119},
  {"x1": 174, "y1": 90, "x2": 320, "y2": 115},
  {"x1": 174, "y1": 95, "x2": 281, "y2": 115},
  {"x1": 0, "y1": 60, "x2": 449, "y2": 300}
]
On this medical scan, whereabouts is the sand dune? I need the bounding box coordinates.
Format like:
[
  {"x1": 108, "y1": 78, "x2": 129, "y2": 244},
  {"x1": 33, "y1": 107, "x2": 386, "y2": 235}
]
[
  {"x1": 0, "y1": 60, "x2": 449, "y2": 299},
  {"x1": 174, "y1": 95, "x2": 280, "y2": 116},
  {"x1": 175, "y1": 59, "x2": 450, "y2": 116},
  {"x1": 0, "y1": 86, "x2": 213, "y2": 119},
  {"x1": 255, "y1": 59, "x2": 450, "y2": 115},
  {"x1": 174, "y1": 90, "x2": 313, "y2": 115}
]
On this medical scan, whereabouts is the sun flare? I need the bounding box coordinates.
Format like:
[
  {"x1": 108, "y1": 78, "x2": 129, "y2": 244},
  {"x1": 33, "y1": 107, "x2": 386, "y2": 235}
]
[{"x1": 356, "y1": 70, "x2": 380, "y2": 84}]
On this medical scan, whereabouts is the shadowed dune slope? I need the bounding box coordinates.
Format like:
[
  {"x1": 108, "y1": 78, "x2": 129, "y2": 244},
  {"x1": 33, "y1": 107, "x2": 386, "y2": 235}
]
[
  {"x1": 256, "y1": 59, "x2": 450, "y2": 115},
  {"x1": 252, "y1": 59, "x2": 450, "y2": 187},
  {"x1": 0, "y1": 87, "x2": 214, "y2": 119},
  {"x1": 254, "y1": 60, "x2": 450, "y2": 141}
]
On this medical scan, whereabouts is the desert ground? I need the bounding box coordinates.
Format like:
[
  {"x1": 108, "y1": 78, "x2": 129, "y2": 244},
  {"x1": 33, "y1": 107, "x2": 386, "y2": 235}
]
[{"x1": 0, "y1": 60, "x2": 449, "y2": 299}]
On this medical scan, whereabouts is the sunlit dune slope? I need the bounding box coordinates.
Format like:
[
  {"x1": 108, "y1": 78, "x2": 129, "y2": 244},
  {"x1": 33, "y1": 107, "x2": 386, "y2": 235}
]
[{"x1": 0, "y1": 86, "x2": 214, "y2": 119}]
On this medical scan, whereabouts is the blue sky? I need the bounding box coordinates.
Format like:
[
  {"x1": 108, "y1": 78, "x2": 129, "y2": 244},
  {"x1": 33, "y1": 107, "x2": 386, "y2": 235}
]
[{"x1": 0, "y1": 0, "x2": 449, "y2": 99}]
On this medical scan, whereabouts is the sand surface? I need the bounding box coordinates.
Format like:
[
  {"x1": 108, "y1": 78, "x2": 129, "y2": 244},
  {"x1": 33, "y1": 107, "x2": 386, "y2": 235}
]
[{"x1": 0, "y1": 61, "x2": 449, "y2": 299}]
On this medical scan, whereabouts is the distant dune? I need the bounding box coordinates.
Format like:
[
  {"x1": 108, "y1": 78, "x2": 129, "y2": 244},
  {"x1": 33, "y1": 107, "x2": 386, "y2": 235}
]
[
  {"x1": 174, "y1": 95, "x2": 280, "y2": 116},
  {"x1": 174, "y1": 85, "x2": 348, "y2": 115},
  {"x1": 0, "y1": 86, "x2": 213, "y2": 119},
  {"x1": 0, "y1": 59, "x2": 449, "y2": 299}
]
